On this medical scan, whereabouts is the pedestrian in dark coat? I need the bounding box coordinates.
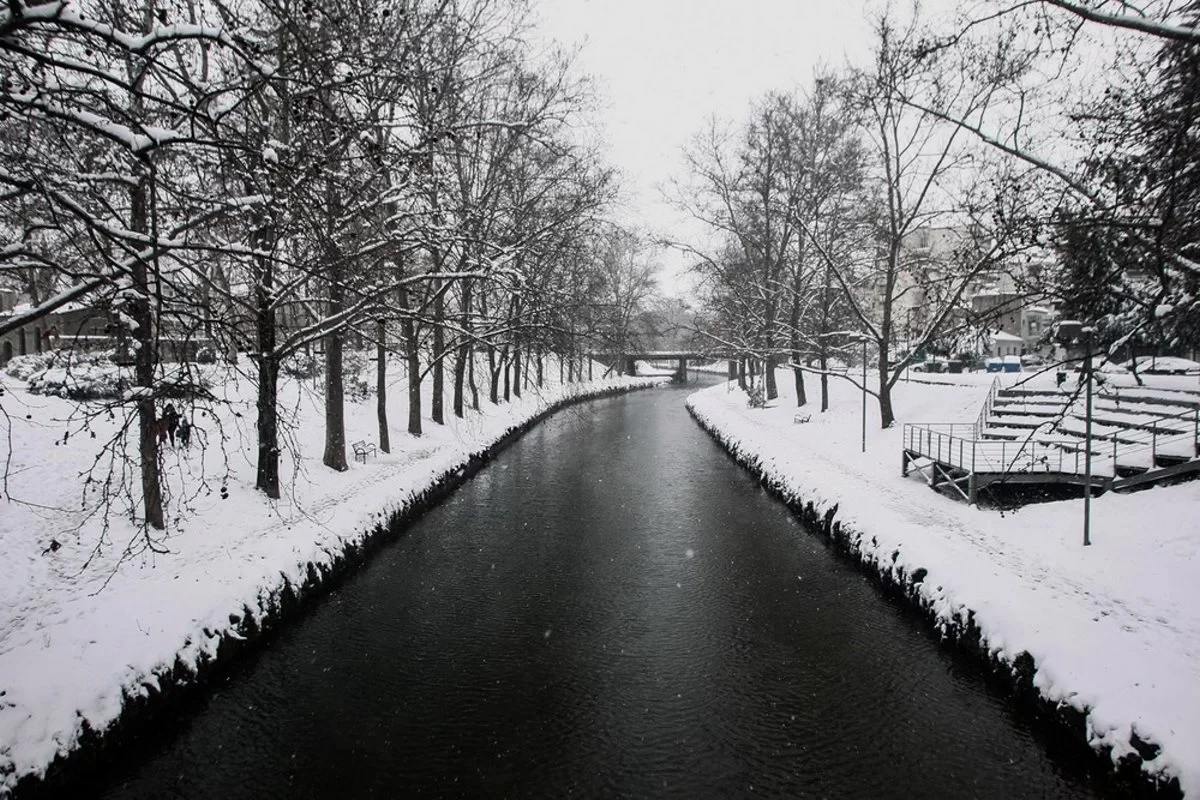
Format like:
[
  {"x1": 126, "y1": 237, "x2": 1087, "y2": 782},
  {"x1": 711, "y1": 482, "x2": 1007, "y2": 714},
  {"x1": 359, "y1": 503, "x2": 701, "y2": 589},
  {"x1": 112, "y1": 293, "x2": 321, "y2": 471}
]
[{"x1": 162, "y1": 403, "x2": 180, "y2": 447}]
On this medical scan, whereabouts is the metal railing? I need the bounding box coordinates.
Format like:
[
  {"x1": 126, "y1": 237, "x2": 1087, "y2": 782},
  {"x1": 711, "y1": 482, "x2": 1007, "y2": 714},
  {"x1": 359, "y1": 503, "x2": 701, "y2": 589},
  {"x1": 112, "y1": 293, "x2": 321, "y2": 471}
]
[
  {"x1": 906, "y1": 405, "x2": 1200, "y2": 478},
  {"x1": 905, "y1": 423, "x2": 1086, "y2": 475},
  {"x1": 974, "y1": 376, "x2": 1002, "y2": 437}
]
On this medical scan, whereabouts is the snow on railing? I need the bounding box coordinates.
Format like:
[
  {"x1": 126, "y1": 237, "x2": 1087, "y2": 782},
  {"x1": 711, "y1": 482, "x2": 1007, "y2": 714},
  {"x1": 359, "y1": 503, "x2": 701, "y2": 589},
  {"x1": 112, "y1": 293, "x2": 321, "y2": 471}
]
[
  {"x1": 906, "y1": 375, "x2": 1200, "y2": 479},
  {"x1": 974, "y1": 376, "x2": 1002, "y2": 437},
  {"x1": 904, "y1": 423, "x2": 1085, "y2": 475},
  {"x1": 905, "y1": 404, "x2": 1200, "y2": 478}
]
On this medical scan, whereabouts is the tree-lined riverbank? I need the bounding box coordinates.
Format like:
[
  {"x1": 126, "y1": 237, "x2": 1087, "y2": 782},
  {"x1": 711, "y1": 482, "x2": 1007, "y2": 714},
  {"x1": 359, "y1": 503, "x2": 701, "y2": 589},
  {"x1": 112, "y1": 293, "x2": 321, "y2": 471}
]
[{"x1": 0, "y1": 360, "x2": 660, "y2": 797}]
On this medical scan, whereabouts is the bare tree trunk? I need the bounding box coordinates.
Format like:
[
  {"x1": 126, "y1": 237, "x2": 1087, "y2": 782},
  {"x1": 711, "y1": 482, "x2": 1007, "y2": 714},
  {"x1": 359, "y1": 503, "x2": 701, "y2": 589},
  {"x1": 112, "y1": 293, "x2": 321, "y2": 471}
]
[
  {"x1": 453, "y1": 279, "x2": 470, "y2": 418},
  {"x1": 512, "y1": 346, "x2": 520, "y2": 398},
  {"x1": 537, "y1": 348, "x2": 544, "y2": 387},
  {"x1": 253, "y1": 21, "x2": 287, "y2": 497},
  {"x1": 468, "y1": 348, "x2": 479, "y2": 411},
  {"x1": 254, "y1": 237, "x2": 281, "y2": 498},
  {"x1": 878, "y1": 346, "x2": 895, "y2": 428},
  {"x1": 431, "y1": 276, "x2": 445, "y2": 425},
  {"x1": 255, "y1": 353, "x2": 280, "y2": 498},
  {"x1": 320, "y1": 84, "x2": 347, "y2": 472},
  {"x1": 130, "y1": 169, "x2": 164, "y2": 528},
  {"x1": 489, "y1": 345, "x2": 500, "y2": 404},
  {"x1": 790, "y1": 294, "x2": 807, "y2": 406},
  {"x1": 401, "y1": 286, "x2": 421, "y2": 437},
  {"x1": 322, "y1": 321, "x2": 348, "y2": 470},
  {"x1": 819, "y1": 349, "x2": 830, "y2": 412},
  {"x1": 376, "y1": 318, "x2": 390, "y2": 453}
]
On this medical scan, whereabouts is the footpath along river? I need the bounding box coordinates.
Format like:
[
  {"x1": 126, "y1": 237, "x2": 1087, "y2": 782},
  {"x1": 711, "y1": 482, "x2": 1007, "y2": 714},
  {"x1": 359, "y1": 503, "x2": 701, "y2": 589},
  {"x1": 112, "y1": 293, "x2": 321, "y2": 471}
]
[{"x1": 93, "y1": 380, "x2": 1112, "y2": 798}]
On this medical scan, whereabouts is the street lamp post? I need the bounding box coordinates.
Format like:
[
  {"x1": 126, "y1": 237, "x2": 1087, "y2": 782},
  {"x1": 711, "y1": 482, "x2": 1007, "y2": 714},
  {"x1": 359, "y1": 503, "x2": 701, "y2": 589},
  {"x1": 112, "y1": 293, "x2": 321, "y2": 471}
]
[
  {"x1": 861, "y1": 335, "x2": 868, "y2": 453},
  {"x1": 1082, "y1": 326, "x2": 1095, "y2": 547},
  {"x1": 1056, "y1": 320, "x2": 1093, "y2": 547},
  {"x1": 905, "y1": 307, "x2": 914, "y2": 383}
]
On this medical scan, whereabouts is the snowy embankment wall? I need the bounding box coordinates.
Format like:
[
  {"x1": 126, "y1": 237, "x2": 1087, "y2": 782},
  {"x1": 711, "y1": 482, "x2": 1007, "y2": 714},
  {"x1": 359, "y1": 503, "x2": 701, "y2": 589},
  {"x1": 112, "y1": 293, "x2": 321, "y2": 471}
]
[
  {"x1": 687, "y1": 376, "x2": 1199, "y2": 798},
  {"x1": 0, "y1": 367, "x2": 662, "y2": 798}
]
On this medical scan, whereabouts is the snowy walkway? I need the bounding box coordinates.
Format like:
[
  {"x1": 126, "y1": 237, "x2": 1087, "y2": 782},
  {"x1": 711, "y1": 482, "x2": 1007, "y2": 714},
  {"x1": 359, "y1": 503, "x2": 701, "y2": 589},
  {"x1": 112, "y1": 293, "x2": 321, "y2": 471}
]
[{"x1": 688, "y1": 373, "x2": 1200, "y2": 796}]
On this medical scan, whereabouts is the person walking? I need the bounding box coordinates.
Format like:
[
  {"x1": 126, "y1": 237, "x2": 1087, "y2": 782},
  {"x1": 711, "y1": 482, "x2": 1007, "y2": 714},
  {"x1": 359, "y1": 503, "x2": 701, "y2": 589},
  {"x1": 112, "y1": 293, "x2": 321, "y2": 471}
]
[{"x1": 162, "y1": 403, "x2": 180, "y2": 447}]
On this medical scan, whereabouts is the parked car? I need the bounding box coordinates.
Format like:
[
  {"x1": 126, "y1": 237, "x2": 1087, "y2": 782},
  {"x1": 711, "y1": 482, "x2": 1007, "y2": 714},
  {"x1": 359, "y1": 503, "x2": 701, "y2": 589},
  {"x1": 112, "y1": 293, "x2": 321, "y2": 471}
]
[
  {"x1": 1069, "y1": 360, "x2": 1130, "y2": 374},
  {"x1": 1121, "y1": 356, "x2": 1200, "y2": 375},
  {"x1": 1020, "y1": 353, "x2": 1046, "y2": 367}
]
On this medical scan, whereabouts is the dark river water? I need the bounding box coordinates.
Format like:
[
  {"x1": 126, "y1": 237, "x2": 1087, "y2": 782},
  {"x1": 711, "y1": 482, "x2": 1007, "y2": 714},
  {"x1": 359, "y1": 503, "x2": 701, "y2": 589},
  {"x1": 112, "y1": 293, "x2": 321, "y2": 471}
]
[{"x1": 94, "y1": 382, "x2": 1113, "y2": 798}]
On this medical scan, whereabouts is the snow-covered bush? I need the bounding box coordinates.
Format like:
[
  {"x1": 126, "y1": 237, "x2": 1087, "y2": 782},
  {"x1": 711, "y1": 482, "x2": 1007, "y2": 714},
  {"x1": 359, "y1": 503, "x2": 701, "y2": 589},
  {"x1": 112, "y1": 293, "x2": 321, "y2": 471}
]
[
  {"x1": 5, "y1": 351, "x2": 66, "y2": 381},
  {"x1": 281, "y1": 351, "x2": 321, "y2": 380},
  {"x1": 19, "y1": 350, "x2": 208, "y2": 401},
  {"x1": 344, "y1": 349, "x2": 374, "y2": 402},
  {"x1": 27, "y1": 362, "x2": 132, "y2": 400}
]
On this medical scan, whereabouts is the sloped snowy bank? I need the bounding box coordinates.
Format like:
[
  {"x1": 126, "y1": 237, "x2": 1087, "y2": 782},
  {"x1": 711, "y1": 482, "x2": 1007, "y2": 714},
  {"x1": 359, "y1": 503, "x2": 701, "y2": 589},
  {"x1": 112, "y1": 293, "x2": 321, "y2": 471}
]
[
  {"x1": 0, "y1": 362, "x2": 663, "y2": 798},
  {"x1": 688, "y1": 374, "x2": 1199, "y2": 797}
]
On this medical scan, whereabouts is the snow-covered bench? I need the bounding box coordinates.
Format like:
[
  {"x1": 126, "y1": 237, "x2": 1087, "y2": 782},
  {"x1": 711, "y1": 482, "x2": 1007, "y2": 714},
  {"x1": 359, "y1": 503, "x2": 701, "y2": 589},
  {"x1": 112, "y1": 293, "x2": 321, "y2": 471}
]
[
  {"x1": 352, "y1": 440, "x2": 377, "y2": 463},
  {"x1": 793, "y1": 413, "x2": 811, "y2": 424}
]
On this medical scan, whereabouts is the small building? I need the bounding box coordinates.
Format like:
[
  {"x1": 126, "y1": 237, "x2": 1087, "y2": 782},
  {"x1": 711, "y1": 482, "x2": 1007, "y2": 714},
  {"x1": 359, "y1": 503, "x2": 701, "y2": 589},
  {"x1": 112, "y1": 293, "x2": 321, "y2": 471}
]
[
  {"x1": 1020, "y1": 306, "x2": 1054, "y2": 356},
  {"x1": 0, "y1": 297, "x2": 115, "y2": 366},
  {"x1": 989, "y1": 330, "x2": 1024, "y2": 358}
]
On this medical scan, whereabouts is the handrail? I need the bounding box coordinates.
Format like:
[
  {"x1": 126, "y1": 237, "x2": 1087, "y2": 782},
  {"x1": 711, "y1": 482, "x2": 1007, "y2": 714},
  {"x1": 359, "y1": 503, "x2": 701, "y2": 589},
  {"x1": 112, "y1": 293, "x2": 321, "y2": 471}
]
[
  {"x1": 906, "y1": 381, "x2": 1200, "y2": 483},
  {"x1": 904, "y1": 419, "x2": 1199, "y2": 477},
  {"x1": 974, "y1": 376, "x2": 1002, "y2": 437}
]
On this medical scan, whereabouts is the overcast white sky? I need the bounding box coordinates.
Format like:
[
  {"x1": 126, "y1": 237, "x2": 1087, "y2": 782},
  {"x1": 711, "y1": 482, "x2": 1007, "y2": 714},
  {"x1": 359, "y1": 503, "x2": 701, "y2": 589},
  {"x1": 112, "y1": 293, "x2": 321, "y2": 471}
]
[{"x1": 534, "y1": 0, "x2": 884, "y2": 295}]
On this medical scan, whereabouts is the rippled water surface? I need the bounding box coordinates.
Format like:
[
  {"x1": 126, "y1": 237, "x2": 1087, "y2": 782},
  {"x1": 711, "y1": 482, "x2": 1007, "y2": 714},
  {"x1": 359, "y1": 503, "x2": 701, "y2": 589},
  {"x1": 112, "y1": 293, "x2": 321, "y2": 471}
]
[{"x1": 96, "y1": 382, "x2": 1110, "y2": 798}]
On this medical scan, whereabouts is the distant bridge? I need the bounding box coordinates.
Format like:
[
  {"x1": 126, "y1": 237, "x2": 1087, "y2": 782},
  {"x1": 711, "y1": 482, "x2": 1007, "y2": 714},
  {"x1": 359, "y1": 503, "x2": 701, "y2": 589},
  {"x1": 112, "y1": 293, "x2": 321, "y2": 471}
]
[{"x1": 588, "y1": 350, "x2": 733, "y2": 382}]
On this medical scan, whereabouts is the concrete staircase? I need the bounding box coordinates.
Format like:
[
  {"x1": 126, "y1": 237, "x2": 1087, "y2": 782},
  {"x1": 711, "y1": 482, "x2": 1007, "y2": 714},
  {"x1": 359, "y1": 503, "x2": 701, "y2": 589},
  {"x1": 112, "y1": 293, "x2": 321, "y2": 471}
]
[{"x1": 981, "y1": 384, "x2": 1200, "y2": 488}]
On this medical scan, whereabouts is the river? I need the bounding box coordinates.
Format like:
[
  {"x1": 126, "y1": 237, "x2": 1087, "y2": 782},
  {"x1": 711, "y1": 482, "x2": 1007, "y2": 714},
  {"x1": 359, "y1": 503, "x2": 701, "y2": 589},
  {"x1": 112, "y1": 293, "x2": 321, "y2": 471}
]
[{"x1": 94, "y1": 381, "x2": 1110, "y2": 798}]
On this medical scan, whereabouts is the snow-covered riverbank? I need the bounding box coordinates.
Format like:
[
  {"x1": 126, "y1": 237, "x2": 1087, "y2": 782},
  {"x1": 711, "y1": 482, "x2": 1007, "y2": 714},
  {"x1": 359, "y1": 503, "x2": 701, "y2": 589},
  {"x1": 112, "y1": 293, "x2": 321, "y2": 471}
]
[
  {"x1": 688, "y1": 372, "x2": 1200, "y2": 797},
  {"x1": 0, "y1": 357, "x2": 662, "y2": 797}
]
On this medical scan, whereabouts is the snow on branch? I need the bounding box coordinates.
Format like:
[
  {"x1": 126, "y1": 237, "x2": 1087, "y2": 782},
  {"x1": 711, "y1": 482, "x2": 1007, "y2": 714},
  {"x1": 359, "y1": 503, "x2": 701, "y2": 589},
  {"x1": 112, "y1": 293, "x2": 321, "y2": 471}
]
[
  {"x1": 1040, "y1": 0, "x2": 1200, "y2": 43},
  {"x1": 1, "y1": 1, "x2": 244, "y2": 55}
]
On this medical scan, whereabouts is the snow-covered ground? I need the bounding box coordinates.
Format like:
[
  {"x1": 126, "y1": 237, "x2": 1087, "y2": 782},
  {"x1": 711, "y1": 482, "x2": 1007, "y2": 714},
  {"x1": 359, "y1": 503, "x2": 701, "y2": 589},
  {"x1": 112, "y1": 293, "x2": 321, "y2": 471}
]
[
  {"x1": 0, "y1": 354, "x2": 660, "y2": 795},
  {"x1": 688, "y1": 370, "x2": 1200, "y2": 796}
]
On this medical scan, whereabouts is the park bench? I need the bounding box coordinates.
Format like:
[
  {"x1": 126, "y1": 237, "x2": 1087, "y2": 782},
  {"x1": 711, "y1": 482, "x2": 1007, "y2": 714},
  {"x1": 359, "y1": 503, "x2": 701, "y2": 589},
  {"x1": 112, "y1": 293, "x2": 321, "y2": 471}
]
[
  {"x1": 793, "y1": 413, "x2": 811, "y2": 424},
  {"x1": 352, "y1": 440, "x2": 377, "y2": 463}
]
